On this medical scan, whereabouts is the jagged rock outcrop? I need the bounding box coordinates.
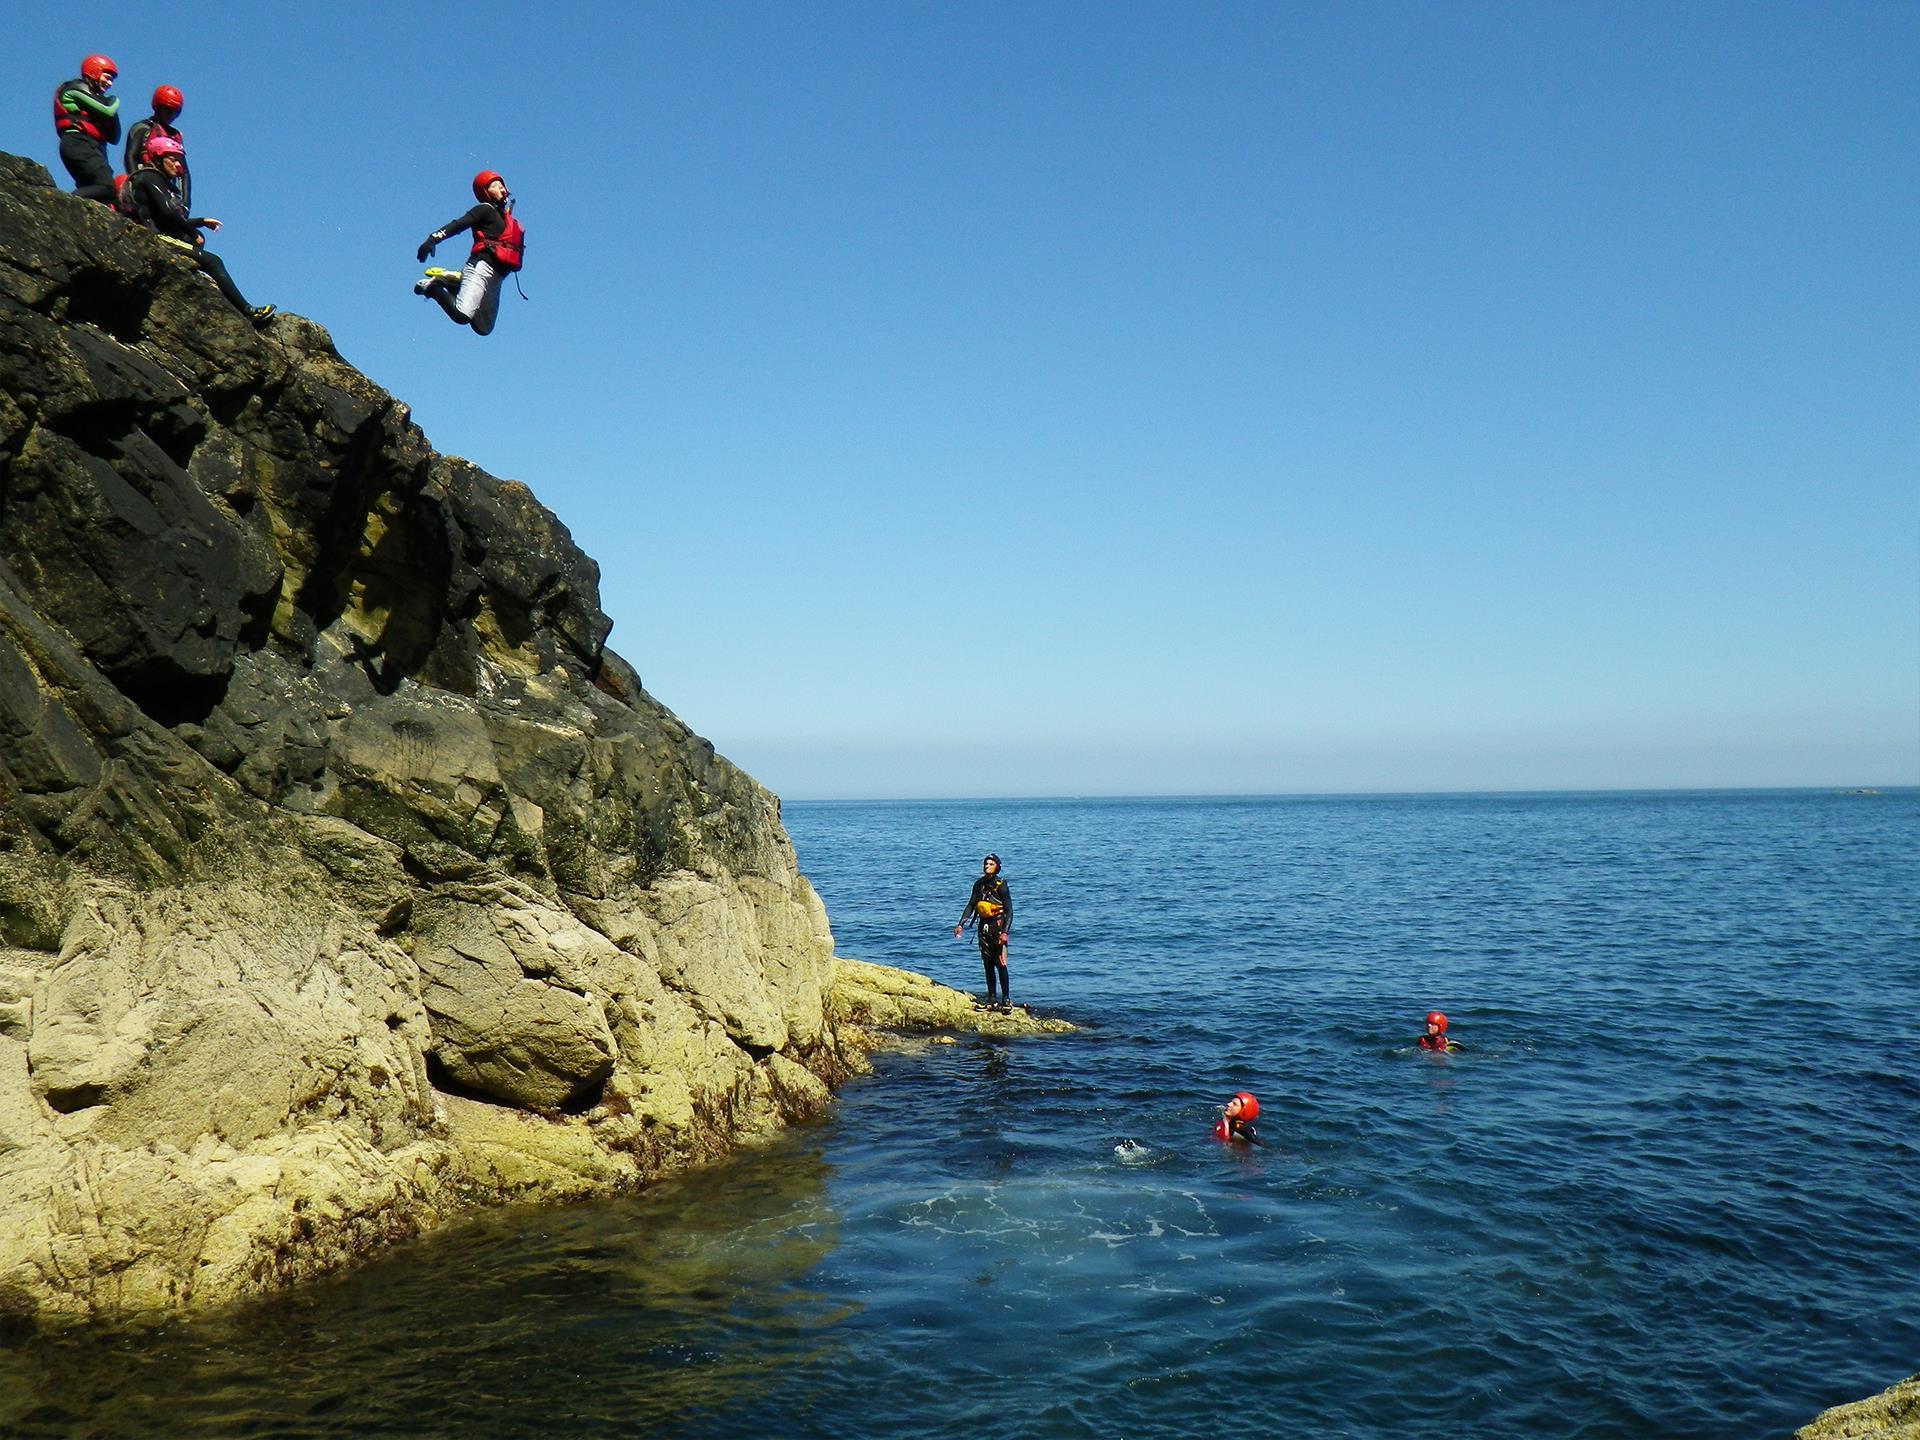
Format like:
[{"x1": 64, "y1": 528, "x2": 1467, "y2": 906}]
[
  {"x1": 1795, "y1": 1375, "x2": 1920, "y2": 1440},
  {"x1": 0, "y1": 151, "x2": 1056, "y2": 1325}
]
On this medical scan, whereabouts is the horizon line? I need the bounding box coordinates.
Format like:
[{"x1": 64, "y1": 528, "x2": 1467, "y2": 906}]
[{"x1": 779, "y1": 782, "x2": 1915, "y2": 805}]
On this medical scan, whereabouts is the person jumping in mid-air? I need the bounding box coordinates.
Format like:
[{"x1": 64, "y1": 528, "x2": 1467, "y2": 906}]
[
  {"x1": 954, "y1": 853, "x2": 1013, "y2": 1007},
  {"x1": 53, "y1": 55, "x2": 121, "y2": 204},
  {"x1": 125, "y1": 135, "x2": 274, "y2": 326},
  {"x1": 1418, "y1": 1010, "x2": 1461, "y2": 1053},
  {"x1": 414, "y1": 170, "x2": 525, "y2": 336},
  {"x1": 124, "y1": 85, "x2": 188, "y2": 210}
]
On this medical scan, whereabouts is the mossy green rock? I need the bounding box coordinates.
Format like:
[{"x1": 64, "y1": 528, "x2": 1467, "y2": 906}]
[{"x1": 1795, "y1": 1375, "x2": 1920, "y2": 1440}]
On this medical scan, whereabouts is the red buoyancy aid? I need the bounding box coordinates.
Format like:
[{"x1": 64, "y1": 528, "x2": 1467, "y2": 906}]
[
  {"x1": 53, "y1": 81, "x2": 108, "y2": 140},
  {"x1": 470, "y1": 208, "x2": 525, "y2": 272}
]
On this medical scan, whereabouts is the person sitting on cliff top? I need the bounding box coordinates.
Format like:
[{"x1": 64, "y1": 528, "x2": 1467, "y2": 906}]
[
  {"x1": 124, "y1": 85, "x2": 188, "y2": 210},
  {"x1": 1418, "y1": 1010, "x2": 1461, "y2": 1053},
  {"x1": 414, "y1": 170, "x2": 525, "y2": 337},
  {"x1": 1214, "y1": 1090, "x2": 1261, "y2": 1144},
  {"x1": 52, "y1": 55, "x2": 121, "y2": 204},
  {"x1": 124, "y1": 136, "x2": 274, "y2": 326}
]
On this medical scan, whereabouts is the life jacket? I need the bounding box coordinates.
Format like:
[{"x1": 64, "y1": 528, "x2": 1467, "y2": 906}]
[
  {"x1": 975, "y1": 899, "x2": 1003, "y2": 918},
  {"x1": 1418, "y1": 1034, "x2": 1457, "y2": 1052},
  {"x1": 470, "y1": 206, "x2": 525, "y2": 272},
  {"x1": 1214, "y1": 1117, "x2": 1256, "y2": 1142},
  {"x1": 52, "y1": 80, "x2": 110, "y2": 141},
  {"x1": 130, "y1": 118, "x2": 183, "y2": 166}
]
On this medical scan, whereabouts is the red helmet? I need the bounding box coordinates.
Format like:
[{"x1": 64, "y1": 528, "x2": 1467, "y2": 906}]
[
  {"x1": 81, "y1": 55, "x2": 118, "y2": 84},
  {"x1": 472, "y1": 170, "x2": 506, "y2": 200},
  {"x1": 1230, "y1": 1091, "x2": 1260, "y2": 1120},
  {"x1": 1426, "y1": 1011, "x2": 1448, "y2": 1032},
  {"x1": 152, "y1": 85, "x2": 184, "y2": 113},
  {"x1": 145, "y1": 134, "x2": 184, "y2": 162}
]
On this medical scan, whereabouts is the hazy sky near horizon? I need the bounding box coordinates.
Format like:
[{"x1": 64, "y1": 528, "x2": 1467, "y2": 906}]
[{"x1": 11, "y1": 3, "x2": 1916, "y2": 799}]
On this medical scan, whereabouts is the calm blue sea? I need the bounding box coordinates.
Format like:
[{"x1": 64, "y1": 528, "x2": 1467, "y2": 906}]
[{"x1": 2, "y1": 790, "x2": 1915, "y2": 1439}]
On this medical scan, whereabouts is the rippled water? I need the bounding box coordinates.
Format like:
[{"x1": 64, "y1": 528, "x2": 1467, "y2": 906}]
[{"x1": 3, "y1": 791, "x2": 1915, "y2": 1438}]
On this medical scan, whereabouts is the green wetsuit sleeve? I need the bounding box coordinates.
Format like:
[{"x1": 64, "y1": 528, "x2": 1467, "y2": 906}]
[{"x1": 62, "y1": 87, "x2": 121, "y2": 141}]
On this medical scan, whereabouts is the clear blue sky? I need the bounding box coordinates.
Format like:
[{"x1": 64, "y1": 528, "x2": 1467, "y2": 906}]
[{"x1": 12, "y1": 3, "x2": 1917, "y2": 798}]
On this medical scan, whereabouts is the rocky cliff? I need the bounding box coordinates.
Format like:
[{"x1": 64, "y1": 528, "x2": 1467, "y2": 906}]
[{"x1": 0, "y1": 150, "x2": 1042, "y2": 1326}]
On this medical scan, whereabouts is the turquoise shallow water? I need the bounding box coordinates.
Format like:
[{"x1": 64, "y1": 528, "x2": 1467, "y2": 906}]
[{"x1": 2, "y1": 790, "x2": 1915, "y2": 1438}]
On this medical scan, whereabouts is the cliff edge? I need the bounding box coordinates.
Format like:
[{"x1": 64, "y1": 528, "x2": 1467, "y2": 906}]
[{"x1": 0, "y1": 151, "x2": 1047, "y2": 1325}]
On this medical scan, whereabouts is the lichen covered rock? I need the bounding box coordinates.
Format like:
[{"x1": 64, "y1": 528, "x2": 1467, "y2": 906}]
[
  {"x1": 1795, "y1": 1375, "x2": 1920, "y2": 1440},
  {"x1": 2, "y1": 150, "x2": 973, "y2": 1324}
]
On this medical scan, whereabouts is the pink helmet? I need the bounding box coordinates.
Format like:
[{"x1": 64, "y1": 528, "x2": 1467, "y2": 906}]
[{"x1": 145, "y1": 134, "x2": 185, "y2": 162}]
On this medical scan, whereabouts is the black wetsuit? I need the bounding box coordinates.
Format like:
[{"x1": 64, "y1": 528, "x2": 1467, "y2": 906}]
[
  {"x1": 958, "y1": 874, "x2": 1013, "y2": 1004},
  {"x1": 425, "y1": 202, "x2": 513, "y2": 264},
  {"x1": 53, "y1": 79, "x2": 120, "y2": 204},
  {"x1": 124, "y1": 118, "x2": 188, "y2": 210},
  {"x1": 126, "y1": 168, "x2": 255, "y2": 316}
]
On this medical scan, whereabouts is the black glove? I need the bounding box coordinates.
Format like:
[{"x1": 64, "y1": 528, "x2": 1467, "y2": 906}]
[{"x1": 417, "y1": 235, "x2": 438, "y2": 262}]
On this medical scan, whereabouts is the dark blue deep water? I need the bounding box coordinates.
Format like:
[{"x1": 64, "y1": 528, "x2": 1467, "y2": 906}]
[{"x1": 3, "y1": 791, "x2": 1915, "y2": 1438}]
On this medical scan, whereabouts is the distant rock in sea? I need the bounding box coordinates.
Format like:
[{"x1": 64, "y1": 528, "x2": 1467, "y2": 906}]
[{"x1": 0, "y1": 151, "x2": 1050, "y2": 1326}]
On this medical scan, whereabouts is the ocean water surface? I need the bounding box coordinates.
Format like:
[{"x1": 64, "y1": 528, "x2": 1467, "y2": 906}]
[{"x1": 2, "y1": 790, "x2": 1915, "y2": 1438}]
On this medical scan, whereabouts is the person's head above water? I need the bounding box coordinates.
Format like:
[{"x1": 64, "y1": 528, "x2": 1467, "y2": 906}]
[
  {"x1": 1425, "y1": 1011, "x2": 1448, "y2": 1036},
  {"x1": 982, "y1": 854, "x2": 1000, "y2": 875},
  {"x1": 1224, "y1": 1091, "x2": 1259, "y2": 1121}
]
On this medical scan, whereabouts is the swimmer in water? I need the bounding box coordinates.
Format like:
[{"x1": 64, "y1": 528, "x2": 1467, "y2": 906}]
[
  {"x1": 1418, "y1": 1011, "x2": 1461, "y2": 1053},
  {"x1": 1214, "y1": 1090, "x2": 1261, "y2": 1144}
]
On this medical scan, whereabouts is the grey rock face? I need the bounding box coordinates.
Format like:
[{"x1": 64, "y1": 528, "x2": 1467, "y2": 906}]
[{"x1": 0, "y1": 150, "x2": 870, "y2": 1322}]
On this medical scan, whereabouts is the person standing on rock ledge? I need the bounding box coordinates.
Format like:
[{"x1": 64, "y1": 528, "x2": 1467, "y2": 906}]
[
  {"x1": 52, "y1": 55, "x2": 121, "y2": 204},
  {"x1": 954, "y1": 854, "x2": 1013, "y2": 1008},
  {"x1": 124, "y1": 85, "x2": 188, "y2": 210},
  {"x1": 414, "y1": 170, "x2": 525, "y2": 337}
]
